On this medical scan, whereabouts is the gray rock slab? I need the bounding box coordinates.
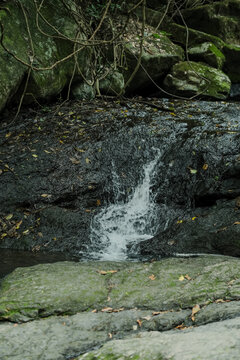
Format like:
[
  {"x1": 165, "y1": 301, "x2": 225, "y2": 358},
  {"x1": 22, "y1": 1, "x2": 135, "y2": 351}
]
[
  {"x1": 1, "y1": 256, "x2": 240, "y2": 322},
  {"x1": 78, "y1": 316, "x2": 240, "y2": 360},
  {"x1": 0, "y1": 309, "x2": 189, "y2": 360}
]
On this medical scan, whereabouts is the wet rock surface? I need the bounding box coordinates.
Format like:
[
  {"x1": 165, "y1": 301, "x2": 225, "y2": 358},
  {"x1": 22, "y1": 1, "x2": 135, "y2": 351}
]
[
  {"x1": 1, "y1": 98, "x2": 240, "y2": 259},
  {"x1": 0, "y1": 256, "x2": 240, "y2": 359}
]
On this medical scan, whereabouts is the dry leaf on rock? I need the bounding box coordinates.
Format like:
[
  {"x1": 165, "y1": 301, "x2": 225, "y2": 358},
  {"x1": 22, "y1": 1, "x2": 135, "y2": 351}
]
[
  {"x1": 149, "y1": 274, "x2": 156, "y2": 281},
  {"x1": 191, "y1": 304, "x2": 200, "y2": 321}
]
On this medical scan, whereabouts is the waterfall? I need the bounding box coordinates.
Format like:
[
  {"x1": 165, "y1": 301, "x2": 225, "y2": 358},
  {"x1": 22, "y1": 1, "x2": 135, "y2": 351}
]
[{"x1": 88, "y1": 151, "x2": 161, "y2": 261}]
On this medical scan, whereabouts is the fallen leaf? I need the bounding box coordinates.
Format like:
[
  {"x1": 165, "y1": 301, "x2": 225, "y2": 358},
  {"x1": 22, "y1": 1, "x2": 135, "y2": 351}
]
[
  {"x1": 185, "y1": 274, "x2": 191, "y2": 281},
  {"x1": 233, "y1": 221, "x2": 240, "y2": 225},
  {"x1": 192, "y1": 217, "x2": 197, "y2": 221},
  {"x1": 133, "y1": 325, "x2": 138, "y2": 331},
  {"x1": 190, "y1": 169, "x2": 197, "y2": 174},
  {"x1": 178, "y1": 275, "x2": 185, "y2": 281},
  {"x1": 149, "y1": 274, "x2": 156, "y2": 281},
  {"x1": 85, "y1": 209, "x2": 91, "y2": 213},
  {"x1": 91, "y1": 309, "x2": 97, "y2": 313},
  {"x1": 175, "y1": 323, "x2": 188, "y2": 330},
  {"x1": 5, "y1": 132, "x2": 11, "y2": 138},
  {"x1": 177, "y1": 220, "x2": 183, "y2": 224},
  {"x1": 15, "y1": 220, "x2": 22, "y2": 229},
  {"x1": 22, "y1": 229, "x2": 30, "y2": 235},
  {"x1": 85, "y1": 158, "x2": 90, "y2": 164},
  {"x1": 191, "y1": 304, "x2": 200, "y2": 321},
  {"x1": 0, "y1": 170, "x2": 2, "y2": 175},
  {"x1": 137, "y1": 319, "x2": 142, "y2": 327},
  {"x1": 44, "y1": 150, "x2": 51, "y2": 154},
  {"x1": 215, "y1": 299, "x2": 225, "y2": 303},
  {"x1": 70, "y1": 157, "x2": 80, "y2": 164},
  {"x1": 101, "y1": 307, "x2": 113, "y2": 313},
  {"x1": 112, "y1": 308, "x2": 124, "y2": 312},
  {"x1": 96, "y1": 199, "x2": 101, "y2": 206},
  {"x1": 202, "y1": 163, "x2": 208, "y2": 170},
  {"x1": 108, "y1": 333, "x2": 113, "y2": 339},
  {"x1": 5, "y1": 214, "x2": 13, "y2": 220},
  {"x1": 41, "y1": 194, "x2": 51, "y2": 198},
  {"x1": 32, "y1": 154, "x2": 38, "y2": 158},
  {"x1": 98, "y1": 270, "x2": 118, "y2": 275}
]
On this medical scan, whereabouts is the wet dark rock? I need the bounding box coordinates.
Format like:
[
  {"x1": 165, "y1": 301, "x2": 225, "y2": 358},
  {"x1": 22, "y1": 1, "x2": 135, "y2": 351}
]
[{"x1": 1, "y1": 99, "x2": 240, "y2": 259}]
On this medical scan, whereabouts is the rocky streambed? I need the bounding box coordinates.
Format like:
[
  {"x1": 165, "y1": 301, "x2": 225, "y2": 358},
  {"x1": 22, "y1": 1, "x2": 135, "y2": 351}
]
[{"x1": 1, "y1": 98, "x2": 240, "y2": 359}]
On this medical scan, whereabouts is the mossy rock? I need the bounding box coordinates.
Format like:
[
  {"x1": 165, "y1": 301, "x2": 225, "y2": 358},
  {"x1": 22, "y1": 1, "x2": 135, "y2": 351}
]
[
  {"x1": 1, "y1": 256, "x2": 240, "y2": 323},
  {"x1": 71, "y1": 81, "x2": 96, "y2": 100},
  {"x1": 188, "y1": 42, "x2": 225, "y2": 69},
  {"x1": 0, "y1": 0, "x2": 89, "y2": 112},
  {"x1": 122, "y1": 22, "x2": 184, "y2": 93},
  {"x1": 99, "y1": 70, "x2": 125, "y2": 96},
  {"x1": 180, "y1": 0, "x2": 240, "y2": 45},
  {"x1": 163, "y1": 61, "x2": 231, "y2": 99}
]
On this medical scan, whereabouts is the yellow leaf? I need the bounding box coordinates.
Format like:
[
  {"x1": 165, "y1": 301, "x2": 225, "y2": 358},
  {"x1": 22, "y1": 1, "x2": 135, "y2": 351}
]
[
  {"x1": 91, "y1": 309, "x2": 97, "y2": 313},
  {"x1": 44, "y1": 150, "x2": 51, "y2": 154},
  {"x1": 170, "y1": 112, "x2": 176, "y2": 116},
  {"x1": 5, "y1": 132, "x2": 11, "y2": 138},
  {"x1": 233, "y1": 221, "x2": 240, "y2": 225},
  {"x1": 23, "y1": 229, "x2": 29, "y2": 235},
  {"x1": 215, "y1": 299, "x2": 225, "y2": 303},
  {"x1": 5, "y1": 214, "x2": 13, "y2": 220},
  {"x1": 202, "y1": 163, "x2": 208, "y2": 170},
  {"x1": 85, "y1": 158, "x2": 90, "y2": 164},
  {"x1": 59, "y1": 140, "x2": 64, "y2": 144},
  {"x1": 108, "y1": 333, "x2": 113, "y2": 339},
  {"x1": 190, "y1": 169, "x2": 197, "y2": 174},
  {"x1": 1, "y1": 233, "x2": 7, "y2": 238},
  {"x1": 32, "y1": 154, "x2": 38, "y2": 158},
  {"x1": 178, "y1": 275, "x2": 185, "y2": 281},
  {"x1": 41, "y1": 194, "x2": 51, "y2": 198},
  {"x1": 85, "y1": 209, "x2": 91, "y2": 213},
  {"x1": 15, "y1": 220, "x2": 22, "y2": 229},
  {"x1": 185, "y1": 274, "x2": 191, "y2": 281},
  {"x1": 96, "y1": 199, "x2": 101, "y2": 206},
  {"x1": 177, "y1": 220, "x2": 183, "y2": 224},
  {"x1": 192, "y1": 217, "x2": 197, "y2": 221},
  {"x1": 137, "y1": 319, "x2": 142, "y2": 327},
  {"x1": 149, "y1": 274, "x2": 156, "y2": 281}
]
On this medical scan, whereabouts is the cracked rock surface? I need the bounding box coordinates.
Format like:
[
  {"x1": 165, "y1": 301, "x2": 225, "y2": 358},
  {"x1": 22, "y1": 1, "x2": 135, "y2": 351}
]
[{"x1": 0, "y1": 255, "x2": 240, "y2": 359}]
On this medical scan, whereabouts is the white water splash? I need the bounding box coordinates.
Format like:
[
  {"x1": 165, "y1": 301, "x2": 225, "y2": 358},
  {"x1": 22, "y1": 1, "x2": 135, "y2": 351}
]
[{"x1": 88, "y1": 152, "x2": 161, "y2": 261}]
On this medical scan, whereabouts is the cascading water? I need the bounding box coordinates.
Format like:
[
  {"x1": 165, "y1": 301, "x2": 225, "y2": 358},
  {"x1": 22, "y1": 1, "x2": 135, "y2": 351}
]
[{"x1": 88, "y1": 151, "x2": 161, "y2": 261}]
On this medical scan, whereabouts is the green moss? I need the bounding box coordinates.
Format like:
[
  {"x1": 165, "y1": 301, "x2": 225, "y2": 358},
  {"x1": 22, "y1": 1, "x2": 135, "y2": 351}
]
[{"x1": 164, "y1": 61, "x2": 231, "y2": 99}]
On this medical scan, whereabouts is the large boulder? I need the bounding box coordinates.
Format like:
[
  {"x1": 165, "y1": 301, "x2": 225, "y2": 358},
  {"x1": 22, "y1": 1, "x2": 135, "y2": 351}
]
[
  {"x1": 122, "y1": 20, "x2": 184, "y2": 93},
  {"x1": 180, "y1": 0, "x2": 240, "y2": 45},
  {"x1": 0, "y1": 0, "x2": 89, "y2": 112},
  {"x1": 188, "y1": 42, "x2": 225, "y2": 69},
  {"x1": 163, "y1": 61, "x2": 231, "y2": 99}
]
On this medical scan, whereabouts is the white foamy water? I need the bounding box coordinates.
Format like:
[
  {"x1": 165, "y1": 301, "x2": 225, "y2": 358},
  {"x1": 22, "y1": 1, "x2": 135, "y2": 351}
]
[{"x1": 88, "y1": 152, "x2": 161, "y2": 261}]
